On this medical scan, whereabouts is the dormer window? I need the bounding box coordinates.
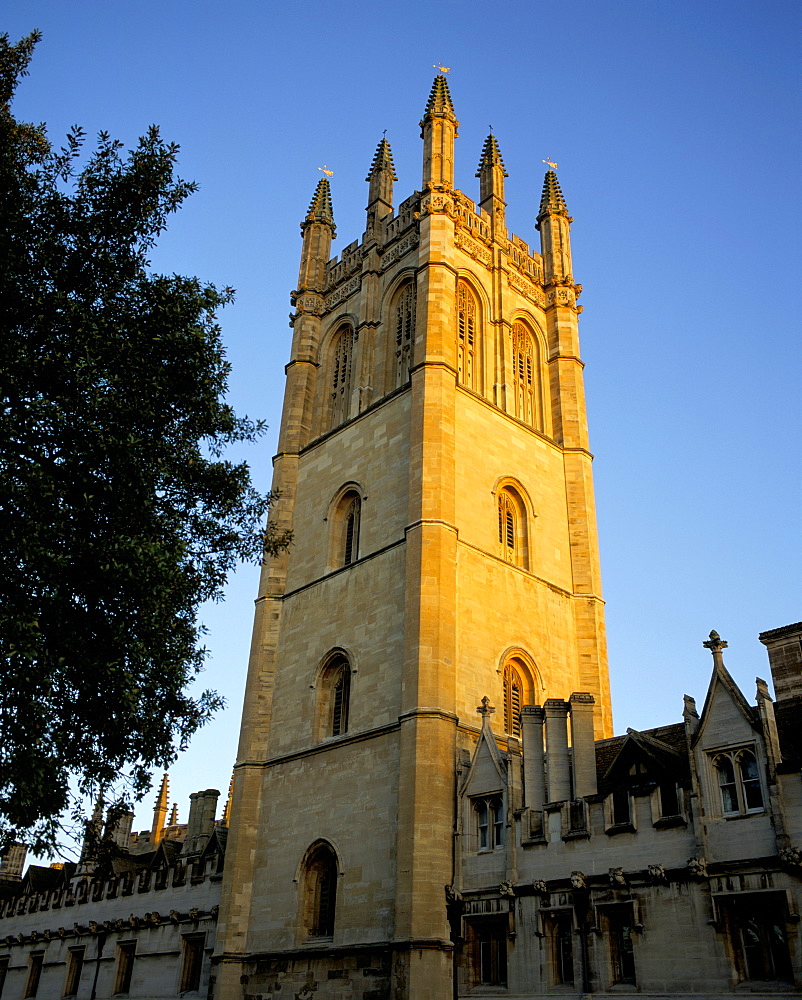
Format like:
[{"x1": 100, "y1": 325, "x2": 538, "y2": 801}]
[
  {"x1": 474, "y1": 796, "x2": 504, "y2": 851},
  {"x1": 712, "y1": 748, "x2": 764, "y2": 816}
]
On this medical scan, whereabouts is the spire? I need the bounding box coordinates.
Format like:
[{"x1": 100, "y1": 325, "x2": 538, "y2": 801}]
[
  {"x1": 151, "y1": 773, "x2": 169, "y2": 845},
  {"x1": 537, "y1": 170, "x2": 570, "y2": 222},
  {"x1": 365, "y1": 138, "x2": 397, "y2": 233},
  {"x1": 302, "y1": 177, "x2": 335, "y2": 231},
  {"x1": 476, "y1": 133, "x2": 508, "y2": 236},
  {"x1": 167, "y1": 803, "x2": 179, "y2": 827},
  {"x1": 366, "y1": 137, "x2": 397, "y2": 182},
  {"x1": 423, "y1": 74, "x2": 456, "y2": 119},
  {"x1": 476, "y1": 134, "x2": 507, "y2": 176},
  {"x1": 420, "y1": 74, "x2": 459, "y2": 191}
]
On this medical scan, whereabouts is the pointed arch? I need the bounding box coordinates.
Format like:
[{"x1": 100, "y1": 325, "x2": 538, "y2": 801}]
[
  {"x1": 392, "y1": 281, "x2": 416, "y2": 387},
  {"x1": 314, "y1": 650, "x2": 353, "y2": 741},
  {"x1": 498, "y1": 649, "x2": 541, "y2": 739},
  {"x1": 492, "y1": 479, "x2": 533, "y2": 570},
  {"x1": 456, "y1": 279, "x2": 479, "y2": 390},
  {"x1": 327, "y1": 483, "x2": 364, "y2": 571},
  {"x1": 298, "y1": 840, "x2": 339, "y2": 940},
  {"x1": 330, "y1": 323, "x2": 355, "y2": 428},
  {"x1": 509, "y1": 318, "x2": 545, "y2": 430}
]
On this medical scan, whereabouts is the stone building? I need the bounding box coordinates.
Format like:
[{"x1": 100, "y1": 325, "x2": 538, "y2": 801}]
[
  {"x1": 1, "y1": 75, "x2": 799, "y2": 1000},
  {"x1": 0, "y1": 781, "x2": 227, "y2": 1000}
]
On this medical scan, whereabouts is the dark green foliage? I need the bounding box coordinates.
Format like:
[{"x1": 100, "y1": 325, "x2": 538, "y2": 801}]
[{"x1": 0, "y1": 33, "x2": 289, "y2": 853}]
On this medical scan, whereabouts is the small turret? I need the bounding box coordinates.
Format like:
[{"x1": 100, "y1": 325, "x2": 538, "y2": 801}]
[
  {"x1": 420, "y1": 74, "x2": 459, "y2": 191},
  {"x1": 536, "y1": 170, "x2": 573, "y2": 284},
  {"x1": 476, "y1": 133, "x2": 507, "y2": 236},
  {"x1": 150, "y1": 773, "x2": 169, "y2": 846},
  {"x1": 366, "y1": 137, "x2": 397, "y2": 233},
  {"x1": 296, "y1": 178, "x2": 335, "y2": 296}
]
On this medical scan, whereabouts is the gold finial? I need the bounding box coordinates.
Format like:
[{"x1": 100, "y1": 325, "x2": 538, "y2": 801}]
[
  {"x1": 318, "y1": 165, "x2": 334, "y2": 178},
  {"x1": 542, "y1": 158, "x2": 558, "y2": 170},
  {"x1": 433, "y1": 63, "x2": 450, "y2": 74}
]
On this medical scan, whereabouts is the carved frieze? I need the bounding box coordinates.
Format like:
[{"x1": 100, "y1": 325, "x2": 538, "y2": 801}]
[
  {"x1": 545, "y1": 284, "x2": 581, "y2": 310},
  {"x1": 455, "y1": 229, "x2": 492, "y2": 268},
  {"x1": 507, "y1": 271, "x2": 546, "y2": 308},
  {"x1": 323, "y1": 275, "x2": 360, "y2": 312},
  {"x1": 293, "y1": 292, "x2": 324, "y2": 316},
  {"x1": 380, "y1": 232, "x2": 419, "y2": 271}
]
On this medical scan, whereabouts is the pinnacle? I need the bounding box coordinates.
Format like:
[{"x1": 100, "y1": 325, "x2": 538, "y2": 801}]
[
  {"x1": 366, "y1": 138, "x2": 398, "y2": 182},
  {"x1": 538, "y1": 170, "x2": 569, "y2": 219},
  {"x1": 476, "y1": 133, "x2": 508, "y2": 177},
  {"x1": 304, "y1": 177, "x2": 335, "y2": 227},
  {"x1": 423, "y1": 74, "x2": 456, "y2": 119}
]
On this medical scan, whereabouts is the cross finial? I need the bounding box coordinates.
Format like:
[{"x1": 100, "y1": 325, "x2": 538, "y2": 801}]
[
  {"x1": 477, "y1": 696, "x2": 495, "y2": 719},
  {"x1": 703, "y1": 629, "x2": 728, "y2": 669}
]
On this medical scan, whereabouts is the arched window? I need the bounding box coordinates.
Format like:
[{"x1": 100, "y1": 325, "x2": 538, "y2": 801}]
[
  {"x1": 331, "y1": 324, "x2": 354, "y2": 428},
  {"x1": 342, "y1": 493, "x2": 360, "y2": 566},
  {"x1": 712, "y1": 748, "x2": 764, "y2": 815},
  {"x1": 473, "y1": 796, "x2": 504, "y2": 851},
  {"x1": 393, "y1": 283, "x2": 416, "y2": 386},
  {"x1": 511, "y1": 321, "x2": 540, "y2": 428},
  {"x1": 496, "y1": 487, "x2": 528, "y2": 569},
  {"x1": 329, "y1": 488, "x2": 361, "y2": 569},
  {"x1": 301, "y1": 843, "x2": 338, "y2": 939},
  {"x1": 457, "y1": 280, "x2": 477, "y2": 389},
  {"x1": 317, "y1": 653, "x2": 352, "y2": 740},
  {"x1": 503, "y1": 662, "x2": 524, "y2": 738}
]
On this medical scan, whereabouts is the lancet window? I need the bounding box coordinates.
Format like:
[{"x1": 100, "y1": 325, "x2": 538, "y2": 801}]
[
  {"x1": 511, "y1": 322, "x2": 539, "y2": 428},
  {"x1": 317, "y1": 652, "x2": 352, "y2": 740},
  {"x1": 503, "y1": 663, "x2": 524, "y2": 738},
  {"x1": 497, "y1": 487, "x2": 528, "y2": 569},
  {"x1": 330, "y1": 324, "x2": 354, "y2": 428},
  {"x1": 457, "y1": 280, "x2": 477, "y2": 389},
  {"x1": 302, "y1": 843, "x2": 338, "y2": 939},
  {"x1": 394, "y1": 283, "x2": 416, "y2": 386}
]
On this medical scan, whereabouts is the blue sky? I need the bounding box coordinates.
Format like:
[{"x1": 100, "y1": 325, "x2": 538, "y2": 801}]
[{"x1": 6, "y1": 0, "x2": 801, "y2": 839}]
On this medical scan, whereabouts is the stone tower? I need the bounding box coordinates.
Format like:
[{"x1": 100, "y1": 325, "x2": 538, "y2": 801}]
[{"x1": 213, "y1": 76, "x2": 612, "y2": 1000}]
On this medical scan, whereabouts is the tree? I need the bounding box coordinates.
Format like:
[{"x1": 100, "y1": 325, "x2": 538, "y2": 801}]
[{"x1": 0, "y1": 33, "x2": 290, "y2": 853}]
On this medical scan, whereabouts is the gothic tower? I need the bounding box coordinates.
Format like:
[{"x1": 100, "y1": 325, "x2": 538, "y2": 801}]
[{"x1": 213, "y1": 76, "x2": 611, "y2": 1000}]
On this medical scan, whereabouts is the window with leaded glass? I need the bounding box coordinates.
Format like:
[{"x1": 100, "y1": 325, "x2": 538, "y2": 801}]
[
  {"x1": 457, "y1": 280, "x2": 477, "y2": 388},
  {"x1": 712, "y1": 748, "x2": 764, "y2": 816},
  {"x1": 511, "y1": 321, "x2": 539, "y2": 427},
  {"x1": 330, "y1": 325, "x2": 354, "y2": 428},
  {"x1": 394, "y1": 283, "x2": 416, "y2": 386}
]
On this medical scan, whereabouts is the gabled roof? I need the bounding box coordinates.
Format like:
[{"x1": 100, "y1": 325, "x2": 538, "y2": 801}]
[
  {"x1": 201, "y1": 826, "x2": 228, "y2": 859},
  {"x1": 595, "y1": 722, "x2": 689, "y2": 797},
  {"x1": 693, "y1": 658, "x2": 758, "y2": 747}
]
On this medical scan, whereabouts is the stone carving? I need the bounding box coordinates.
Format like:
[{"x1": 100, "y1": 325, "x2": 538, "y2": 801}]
[
  {"x1": 210, "y1": 905, "x2": 220, "y2": 920},
  {"x1": 546, "y1": 286, "x2": 576, "y2": 308},
  {"x1": 323, "y1": 275, "x2": 360, "y2": 311},
  {"x1": 294, "y1": 292, "x2": 323, "y2": 316},
  {"x1": 780, "y1": 846, "x2": 802, "y2": 868},
  {"x1": 380, "y1": 232, "x2": 419, "y2": 271},
  {"x1": 608, "y1": 867, "x2": 627, "y2": 887},
  {"x1": 189, "y1": 907, "x2": 199, "y2": 922},
  {"x1": 532, "y1": 879, "x2": 548, "y2": 895},
  {"x1": 687, "y1": 857, "x2": 708, "y2": 879},
  {"x1": 444, "y1": 884, "x2": 463, "y2": 903},
  {"x1": 648, "y1": 863, "x2": 667, "y2": 884},
  {"x1": 499, "y1": 881, "x2": 516, "y2": 897},
  {"x1": 507, "y1": 271, "x2": 546, "y2": 308},
  {"x1": 454, "y1": 230, "x2": 492, "y2": 268},
  {"x1": 570, "y1": 871, "x2": 586, "y2": 890}
]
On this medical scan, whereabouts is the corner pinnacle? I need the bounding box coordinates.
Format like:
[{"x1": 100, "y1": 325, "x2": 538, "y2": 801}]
[
  {"x1": 476, "y1": 134, "x2": 508, "y2": 177},
  {"x1": 303, "y1": 177, "x2": 335, "y2": 228},
  {"x1": 538, "y1": 170, "x2": 570, "y2": 221},
  {"x1": 423, "y1": 74, "x2": 457, "y2": 120},
  {"x1": 366, "y1": 138, "x2": 398, "y2": 182}
]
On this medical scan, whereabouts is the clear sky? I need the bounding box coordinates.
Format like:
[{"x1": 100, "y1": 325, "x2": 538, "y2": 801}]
[{"x1": 6, "y1": 0, "x2": 801, "y2": 842}]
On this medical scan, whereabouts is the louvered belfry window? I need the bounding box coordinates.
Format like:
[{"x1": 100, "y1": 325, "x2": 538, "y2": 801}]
[
  {"x1": 512, "y1": 322, "x2": 537, "y2": 427},
  {"x1": 457, "y1": 280, "x2": 476, "y2": 388},
  {"x1": 498, "y1": 492, "x2": 516, "y2": 561},
  {"x1": 305, "y1": 844, "x2": 337, "y2": 938},
  {"x1": 331, "y1": 325, "x2": 354, "y2": 428},
  {"x1": 331, "y1": 662, "x2": 350, "y2": 736},
  {"x1": 395, "y1": 283, "x2": 416, "y2": 386},
  {"x1": 343, "y1": 495, "x2": 360, "y2": 566},
  {"x1": 503, "y1": 664, "x2": 523, "y2": 738}
]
